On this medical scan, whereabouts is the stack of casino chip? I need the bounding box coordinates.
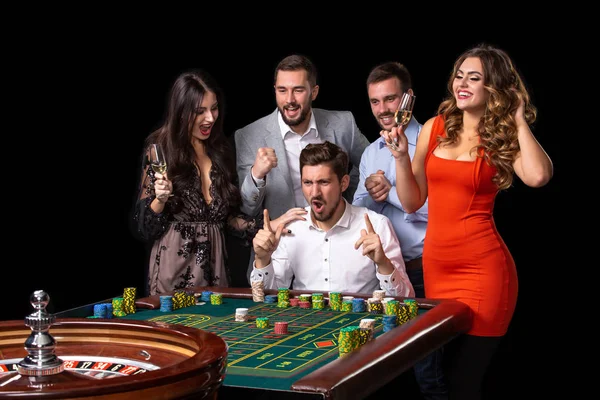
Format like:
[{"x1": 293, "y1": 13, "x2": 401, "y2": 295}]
[
  {"x1": 385, "y1": 299, "x2": 400, "y2": 316},
  {"x1": 403, "y1": 299, "x2": 418, "y2": 319},
  {"x1": 172, "y1": 290, "x2": 189, "y2": 309},
  {"x1": 274, "y1": 321, "x2": 288, "y2": 334},
  {"x1": 382, "y1": 297, "x2": 394, "y2": 305},
  {"x1": 357, "y1": 327, "x2": 371, "y2": 346},
  {"x1": 342, "y1": 296, "x2": 354, "y2": 311},
  {"x1": 171, "y1": 290, "x2": 195, "y2": 309},
  {"x1": 235, "y1": 308, "x2": 248, "y2": 322},
  {"x1": 200, "y1": 291, "x2": 213, "y2": 302},
  {"x1": 122, "y1": 287, "x2": 136, "y2": 314},
  {"x1": 210, "y1": 293, "x2": 223, "y2": 305},
  {"x1": 277, "y1": 300, "x2": 290, "y2": 308},
  {"x1": 265, "y1": 294, "x2": 278, "y2": 304},
  {"x1": 160, "y1": 295, "x2": 173, "y2": 312},
  {"x1": 298, "y1": 299, "x2": 311, "y2": 308},
  {"x1": 396, "y1": 303, "x2": 411, "y2": 325},
  {"x1": 93, "y1": 303, "x2": 108, "y2": 318},
  {"x1": 312, "y1": 295, "x2": 324, "y2": 309},
  {"x1": 298, "y1": 294, "x2": 312, "y2": 303},
  {"x1": 277, "y1": 288, "x2": 290, "y2": 308},
  {"x1": 104, "y1": 303, "x2": 113, "y2": 318},
  {"x1": 185, "y1": 290, "x2": 197, "y2": 306},
  {"x1": 359, "y1": 318, "x2": 376, "y2": 330},
  {"x1": 382, "y1": 314, "x2": 398, "y2": 332},
  {"x1": 251, "y1": 280, "x2": 265, "y2": 302},
  {"x1": 256, "y1": 317, "x2": 269, "y2": 328},
  {"x1": 312, "y1": 299, "x2": 324, "y2": 309},
  {"x1": 93, "y1": 303, "x2": 106, "y2": 318},
  {"x1": 328, "y1": 292, "x2": 342, "y2": 311},
  {"x1": 289, "y1": 297, "x2": 299, "y2": 307},
  {"x1": 367, "y1": 298, "x2": 383, "y2": 314},
  {"x1": 352, "y1": 298, "x2": 366, "y2": 313},
  {"x1": 338, "y1": 326, "x2": 361, "y2": 356},
  {"x1": 372, "y1": 290, "x2": 386, "y2": 302},
  {"x1": 312, "y1": 293, "x2": 324, "y2": 309},
  {"x1": 112, "y1": 297, "x2": 126, "y2": 317},
  {"x1": 341, "y1": 300, "x2": 353, "y2": 312}
]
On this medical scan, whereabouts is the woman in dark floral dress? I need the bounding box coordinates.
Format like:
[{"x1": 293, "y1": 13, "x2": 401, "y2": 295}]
[{"x1": 133, "y1": 69, "x2": 302, "y2": 295}]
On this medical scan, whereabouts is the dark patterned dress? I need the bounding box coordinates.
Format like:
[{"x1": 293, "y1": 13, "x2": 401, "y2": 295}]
[{"x1": 133, "y1": 155, "x2": 258, "y2": 296}]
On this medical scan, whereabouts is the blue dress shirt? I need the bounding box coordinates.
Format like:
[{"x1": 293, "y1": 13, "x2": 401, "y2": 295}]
[{"x1": 352, "y1": 117, "x2": 428, "y2": 261}]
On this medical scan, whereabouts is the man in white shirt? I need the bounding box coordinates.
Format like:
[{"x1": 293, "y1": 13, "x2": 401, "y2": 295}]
[
  {"x1": 234, "y1": 54, "x2": 369, "y2": 219},
  {"x1": 234, "y1": 54, "x2": 370, "y2": 284},
  {"x1": 250, "y1": 141, "x2": 414, "y2": 297}
]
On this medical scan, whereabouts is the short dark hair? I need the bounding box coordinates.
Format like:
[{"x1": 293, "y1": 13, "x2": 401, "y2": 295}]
[
  {"x1": 366, "y1": 62, "x2": 412, "y2": 93},
  {"x1": 274, "y1": 54, "x2": 318, "y2": 87},
  {"x1": 300, "y1": 141, "x2": 348, "y2": 181}
]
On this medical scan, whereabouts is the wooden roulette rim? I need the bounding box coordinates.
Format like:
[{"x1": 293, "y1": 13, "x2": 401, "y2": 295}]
[{"x1": 0, "y1": 318, "x2": 228, "y2": 399}]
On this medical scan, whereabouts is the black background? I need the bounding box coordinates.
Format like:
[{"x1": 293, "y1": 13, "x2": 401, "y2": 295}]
[{"x1": 6, "y1": 25, "x2": 566, "y2": 398}]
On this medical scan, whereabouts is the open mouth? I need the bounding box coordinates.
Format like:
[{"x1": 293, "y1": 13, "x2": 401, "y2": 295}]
[
  {"x1": 199, "y1": 125, "x2": 212, "y2": 136},
  {"x1": 380, "y1": 114, "x2": 395, "y2": 127},
  {"x1": 312, "y1": 200, "x2": 325, "y2": 214},
  {"x1": 285, "y1": 105, "x2": 300, "y2": 118}
]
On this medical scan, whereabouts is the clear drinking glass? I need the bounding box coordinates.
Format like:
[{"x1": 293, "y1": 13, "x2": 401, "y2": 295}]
[
  {"x1": 149, "y1": 144, "x2": 167, "y2": 175},
  {"x1": 394, "y1": 92, "x2": 416, "y2": 127}
]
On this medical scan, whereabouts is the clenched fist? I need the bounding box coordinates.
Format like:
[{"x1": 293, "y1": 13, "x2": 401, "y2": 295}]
[
  {"x1": 252, "y1": 147, "x2": 278, "y2": 179},
  {"x1": 365, "y1": 170, "x2": 391, "y2": 202}
]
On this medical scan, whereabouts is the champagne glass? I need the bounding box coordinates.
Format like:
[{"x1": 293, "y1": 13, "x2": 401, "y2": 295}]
[
  {"x1": 150, "y1": 144, "x2": 167, "y2": 175},
  {"x1": 149, "y1": 144, "x2": 173, "y2": 198},
  {"x1": 394, "y1": 92, "x2": 416, "y2": 127}
]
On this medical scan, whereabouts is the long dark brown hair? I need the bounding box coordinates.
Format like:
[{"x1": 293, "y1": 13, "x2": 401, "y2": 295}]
[
  {"x1": 145, "y1": 69, "x2": 240, "y2": 213},
  {"x1": 438, "y1": 44, "x2": 536, "y2": 190}
]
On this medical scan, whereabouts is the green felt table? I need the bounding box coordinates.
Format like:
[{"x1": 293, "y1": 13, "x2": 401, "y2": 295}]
[
  {"x1": 123, "y1": 296, "x2": 398, "y2": 391},
  {"x1": 57, "y1": 286, "x2": 471, "y2": 399}
]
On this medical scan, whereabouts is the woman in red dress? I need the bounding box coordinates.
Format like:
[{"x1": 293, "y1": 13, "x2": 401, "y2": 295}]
[{"x1": 383, "y1": 44, "x2": 553, "y2": 400}]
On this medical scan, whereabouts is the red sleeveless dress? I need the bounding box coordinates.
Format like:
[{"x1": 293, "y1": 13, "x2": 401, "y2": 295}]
[{"x1": 423, "y1": 115, "x2": 518, "y2": 336}]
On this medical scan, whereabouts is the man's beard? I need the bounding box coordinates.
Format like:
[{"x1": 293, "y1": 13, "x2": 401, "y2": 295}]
[
  {"x1": 310, "y1": 197, "x2": 336, "y2": 222},
  {"x1": 280, "y1": 102, "x2": 311, "y2": 127}
]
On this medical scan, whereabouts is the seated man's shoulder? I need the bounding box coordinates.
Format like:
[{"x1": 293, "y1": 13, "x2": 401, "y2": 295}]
[{"x1": 351, "y1": 204, "x2": 388, "y2": 225}]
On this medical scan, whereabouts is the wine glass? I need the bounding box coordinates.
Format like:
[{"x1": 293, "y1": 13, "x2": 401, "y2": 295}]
[
  {"x1": 149, "y1": 144, "x2": 173, "y2": 198},
  {"x1": 394, "y1": 92, "x2": 416, "y2": 127},
  {"x1": 149, "y1": 144, "x2": 167, "y2": 176}
]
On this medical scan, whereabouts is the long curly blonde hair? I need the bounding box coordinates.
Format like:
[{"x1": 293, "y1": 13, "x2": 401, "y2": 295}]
[{"x1": 437, "y1": 44, "x2": 536, "y2": 190}]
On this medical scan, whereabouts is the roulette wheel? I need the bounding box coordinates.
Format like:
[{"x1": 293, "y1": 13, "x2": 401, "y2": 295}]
[{"x1": 0, "y1": 290, "x2": 228, "y2": 399}]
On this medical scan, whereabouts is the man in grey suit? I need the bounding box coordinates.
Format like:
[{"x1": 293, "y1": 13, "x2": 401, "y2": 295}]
[{"x1": 234, "y1": 54, "x2": 370, "y2": 221}]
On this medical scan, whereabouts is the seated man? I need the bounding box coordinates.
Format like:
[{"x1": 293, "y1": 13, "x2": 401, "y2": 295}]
[{"x1": 250, "y1": 141, "x2": 414, "y2": 296}]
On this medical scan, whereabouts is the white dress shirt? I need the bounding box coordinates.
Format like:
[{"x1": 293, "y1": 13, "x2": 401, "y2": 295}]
[
  {"x1": 277, "y1": 110, "x2": 323, "y2": 207},
  {"x1": 250, "y1": 200, "x2": 414, "y2": 296}
]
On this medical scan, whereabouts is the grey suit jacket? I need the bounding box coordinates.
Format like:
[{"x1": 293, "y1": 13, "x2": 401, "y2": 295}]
[{"x1": 234, "y1": 108, "x2": 370, "y2": 219}]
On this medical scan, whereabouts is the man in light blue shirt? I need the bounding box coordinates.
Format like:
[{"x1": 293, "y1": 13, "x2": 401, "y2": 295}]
[
  {"x1": 353, "y1": 62, "x2": 428, "y2": 291},
  {"x1": 352, "y1": 116, "x2": 427, "y2": 264},
  {"x1": 353, "y1": 62, "x2": 446, "y2": 400}
]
